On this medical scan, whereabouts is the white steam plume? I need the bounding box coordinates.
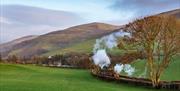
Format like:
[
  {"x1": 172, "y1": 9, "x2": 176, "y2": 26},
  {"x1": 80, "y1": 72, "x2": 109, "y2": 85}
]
[
  {"x1": 93, "y1": 30, "x2": 130, "y2": 53},
  {"x1": 114, "y1": 64, "x2": 135, "y2": 76},
  {"x1": 92, "y1": 29, "x2": 131, "y2": 71},
  {"x1": 124, "y1": 64, "x2": 135, "y2": 76},
  {"x1": 114, "y1": 64, "x2": 124, "y2": 73},
  {"x1": 92, "y1": 49, "x2": 111, "y2": 69}
]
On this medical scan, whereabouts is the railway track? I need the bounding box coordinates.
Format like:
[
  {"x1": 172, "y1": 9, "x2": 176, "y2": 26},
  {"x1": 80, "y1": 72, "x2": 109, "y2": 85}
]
[{"x1": 91, "y1": 70, "x2": 180, "y2": 90}]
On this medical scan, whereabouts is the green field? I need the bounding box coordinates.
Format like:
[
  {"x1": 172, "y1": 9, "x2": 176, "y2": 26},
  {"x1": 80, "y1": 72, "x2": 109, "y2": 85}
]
[
  {"x1": 131, "y1": 55, "x2": 180, "y2": 81},
  {"x1": 0, "y1": 55, "x2": 179, "y2": 91},
  {"x1": 0, "y1": 63, "x2": 171, "y2": 91}
]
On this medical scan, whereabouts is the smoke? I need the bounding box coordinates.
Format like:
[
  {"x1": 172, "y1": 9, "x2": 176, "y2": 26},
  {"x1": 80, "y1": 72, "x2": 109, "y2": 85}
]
[
  {"x1": 114, "y1": 64, "x2": 124, "y2": 73},
  {"x1": 92, "y1": 49, "x2": 111, "y2": 69},
  {"x1": 93, "y1": 29, "x2": 130, "y2": 53},
  {"x1": 92, "y1": 29, "x2": 135, "y2": 76},
  {"x1": 114, "y1": 64, "x2": 135, "y2": 76},
  {"x1": 123, "y1": 64, "x2": 135, "y2": 76}
]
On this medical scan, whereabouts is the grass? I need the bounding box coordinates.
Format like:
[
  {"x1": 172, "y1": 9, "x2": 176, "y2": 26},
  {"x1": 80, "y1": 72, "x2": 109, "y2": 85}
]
[
  {"x1": 0, "y1": 63, "x2": 169, "y2": 91},
  {"x1": 42, "y1": 39, "x2": 134, "y2": 57},
  {"x1": 160, "y1": 55, "x2": 180, "y2": 81},
  {"x1": 42, "y1": 39, "x2": 95, "y2": 56},
  {"x1": 131, "y1": 55, "x2": 180, "y2": 81}
]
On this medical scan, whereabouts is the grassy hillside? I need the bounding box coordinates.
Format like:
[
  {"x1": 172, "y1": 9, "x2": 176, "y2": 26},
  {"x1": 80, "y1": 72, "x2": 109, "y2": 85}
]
[
  {"x1": 42, "y1": 39, "x2": 96, "y2": 56},
  {"x1": 42, "y1": 37, "x2": 136, "y2": 56},
  {"x1": 2, "y1": 22, "x2": 119, "y2": 58},
  {"x1": 0, "y1": 64, "x2": 170, "y2": 91}
]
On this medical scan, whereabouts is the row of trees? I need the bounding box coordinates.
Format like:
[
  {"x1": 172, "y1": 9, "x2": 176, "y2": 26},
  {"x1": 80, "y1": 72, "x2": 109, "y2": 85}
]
[
  {"x1": 2, "y1": 53, "x2": 92, "y2": 69},
  {"x1": 126, "y1": 16, "x2": 180, "y2": 87},
  {"x1": 2, "y1": 55, "x2": 30, "y2": 64}
]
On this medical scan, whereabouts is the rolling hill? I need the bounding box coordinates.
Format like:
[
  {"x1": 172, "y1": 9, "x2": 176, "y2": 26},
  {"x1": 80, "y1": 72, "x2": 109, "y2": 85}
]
[
  {"x1": 1, "y1": 9, "x2": 179, "y2": 58},
  {"x1": 0, "y1": 22, "x2": 120, "y2": 58},
  {"x1": 158, "y1": 9, "x2": 180, "y2": 18},
  {"x1": 0, "y1": 35, "x2": 38, "y2": 52}
]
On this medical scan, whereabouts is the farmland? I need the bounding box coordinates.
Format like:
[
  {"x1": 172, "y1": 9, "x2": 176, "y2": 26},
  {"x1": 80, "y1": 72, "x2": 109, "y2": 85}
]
[{"x1": 0, "y1": 63, "x2": 172, "y2": 91}]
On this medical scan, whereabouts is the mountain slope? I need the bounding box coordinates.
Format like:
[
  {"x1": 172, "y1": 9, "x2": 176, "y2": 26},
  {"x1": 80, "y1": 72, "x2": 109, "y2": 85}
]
[
  {"x1": 43, "y1": 9, "x2": 180, "y2": 56},
  {"x1": 158, "y1": 9, "x2": 180, "y2": 18},
  {"x1": 1, "y1": 22, "x2": 120, "y2": 58},
  {"x1": 1, "y1": 9, "x2": 179, "y2": 58},
  {"x1": 0, "y1": 35, "x2": 38, "y2": 56}
]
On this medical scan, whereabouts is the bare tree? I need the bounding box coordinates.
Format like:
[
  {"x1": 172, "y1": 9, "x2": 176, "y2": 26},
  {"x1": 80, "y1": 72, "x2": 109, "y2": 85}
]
[
  {"x1": 7, "y1": 55, "x2": 18, "y2": 63},
  {"x1": 126, "y1": 16, "x2": 180, "y2": 87}
]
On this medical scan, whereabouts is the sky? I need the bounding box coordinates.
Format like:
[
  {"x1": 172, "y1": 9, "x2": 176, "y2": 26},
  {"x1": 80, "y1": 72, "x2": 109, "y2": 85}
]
[
  {"x1": 0, "y1": 0, "x2": 179, "y2": 43},
  {"x1": 1, "y1": 0, "x2": 178, "y2": 23},
  {"x1": 0, "y1": 0, "x2": 134, "y2": 24}
]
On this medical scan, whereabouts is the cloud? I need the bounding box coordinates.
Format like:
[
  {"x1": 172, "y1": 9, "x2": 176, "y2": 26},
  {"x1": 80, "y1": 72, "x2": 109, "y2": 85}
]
[
  {"x1": 1, "y1": 5, "x2": 84, "y2": 26},
  {"x1": 0, "y1": 17, "x2": 13, "y2": 24},
  {"x1": 0, "y1": 5, "x2": 84, "y2": 43},
  {"x1": 110, "y1": 0, "x2": 180, "y2": 16}
]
